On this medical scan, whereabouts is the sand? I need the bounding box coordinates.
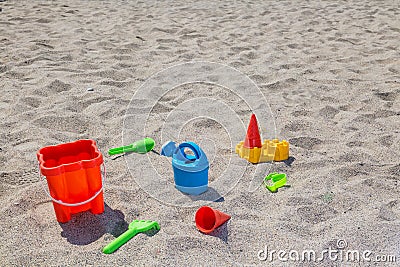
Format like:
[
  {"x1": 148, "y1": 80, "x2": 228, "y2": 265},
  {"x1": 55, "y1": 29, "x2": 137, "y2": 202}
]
[{"x1": 0, "y1": 0, "x2": 399, "y2": 266}]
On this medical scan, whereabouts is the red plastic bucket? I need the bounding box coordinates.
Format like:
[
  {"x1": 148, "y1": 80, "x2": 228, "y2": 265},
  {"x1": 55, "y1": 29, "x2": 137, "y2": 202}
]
[{"x1": 37, "y1": 139, "x2": 105, "y2": 223}]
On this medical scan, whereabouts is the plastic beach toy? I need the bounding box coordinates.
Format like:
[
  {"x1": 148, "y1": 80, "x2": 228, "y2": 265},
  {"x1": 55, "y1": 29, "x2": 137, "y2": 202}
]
[
  {"x1": 195, "y1": 206, "x2": 231, "y2": 234},
  {"x1": 37, "y1": 140, "x2": 105, "y2": 223},
  {"x1": 244, "y1": 113, "x2": 262, "y2": 148},
  {"x1": 264, "y1": 172, "x2": 287, "y2": 192},
  {"x1": 161, "y1": 141, "x2": 209, "y2": 195},
  {"x1": 102, "y1": 220, "x2": 160, "y2": 254},
  {"x1": 108, "y1": 137, "x2": 155, "y2": 155},
  {"x1": 235, "y1": 114, "x2": 289, "y2": 163}
]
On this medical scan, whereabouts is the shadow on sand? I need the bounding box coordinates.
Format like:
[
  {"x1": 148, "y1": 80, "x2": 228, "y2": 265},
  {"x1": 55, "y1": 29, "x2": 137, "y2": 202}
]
[{"x1": 59, "y1": 203, "x2": 128, "y2": 245}]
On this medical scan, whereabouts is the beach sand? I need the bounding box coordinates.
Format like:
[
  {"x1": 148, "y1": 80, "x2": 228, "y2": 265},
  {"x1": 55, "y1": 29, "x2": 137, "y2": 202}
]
[{"x1": 0, "y1": 0, "x2": 399, "y2": 266}]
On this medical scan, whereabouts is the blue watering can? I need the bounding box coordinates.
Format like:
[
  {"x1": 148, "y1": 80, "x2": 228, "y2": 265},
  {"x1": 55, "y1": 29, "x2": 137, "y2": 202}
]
[{"x1": 161, "y1": 141, "x2": 209, "y2": 195}]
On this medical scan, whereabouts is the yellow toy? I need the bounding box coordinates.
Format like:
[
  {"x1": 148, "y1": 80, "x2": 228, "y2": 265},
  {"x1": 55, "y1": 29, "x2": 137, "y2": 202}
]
[{"x1": 235, "y1": 114, "x2": 289, "y2": 163}]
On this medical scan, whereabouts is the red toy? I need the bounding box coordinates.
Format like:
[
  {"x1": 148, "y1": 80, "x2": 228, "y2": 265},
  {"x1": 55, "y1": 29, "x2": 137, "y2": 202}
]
[
  {"x1": 195, "y1": 206, "x2": 231, "y2": 234},
  {"x1": 37, "y1": 140, "x2": 105, "y2": 223},
  {"x1": 243, "y1": 113, "x2": 262, "y2": 148}
]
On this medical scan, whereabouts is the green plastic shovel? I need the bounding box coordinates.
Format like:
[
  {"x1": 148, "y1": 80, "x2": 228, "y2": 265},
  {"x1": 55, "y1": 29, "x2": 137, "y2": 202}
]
[
  {"x1": 102, "y1": 220, "x2": 160, "y2": 254},
  {"x1": 108, "y1": 137, "x2": 155, "y2": 155}
]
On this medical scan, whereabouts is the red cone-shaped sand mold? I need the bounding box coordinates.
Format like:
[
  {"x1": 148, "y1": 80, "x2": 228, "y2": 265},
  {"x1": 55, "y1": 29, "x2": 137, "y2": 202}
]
[
  {"x1": 195, "y1": 206, "x2": 231, "y2": 234},
  {"x1": 243, "y1": 114, "x2": 262, "y2": 148}
]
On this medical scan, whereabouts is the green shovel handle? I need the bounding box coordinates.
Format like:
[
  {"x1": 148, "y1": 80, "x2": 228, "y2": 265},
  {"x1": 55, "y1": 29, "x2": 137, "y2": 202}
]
[
  {"x1": 102, "y1": 229, "x2": 138, "y2": 254},
  {"x1": 108, "y1": 145, "x2": 134, "y2": 155}
]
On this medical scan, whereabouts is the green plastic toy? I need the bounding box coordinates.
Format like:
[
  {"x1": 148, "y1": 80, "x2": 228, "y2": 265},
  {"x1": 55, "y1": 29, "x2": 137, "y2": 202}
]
[
  {"x1": 108, "y1": 137, "x2": 155, "y2": 155},
  {"x1": 263, "y1": 172, "x2": 287, "y2": 192},
  {"x1": 102, "y1": 220, "x2": 160, "y2": 254}
]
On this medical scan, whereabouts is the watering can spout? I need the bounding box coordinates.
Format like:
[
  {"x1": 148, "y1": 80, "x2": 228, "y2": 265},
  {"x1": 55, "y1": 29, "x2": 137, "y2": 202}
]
[{"x1": 160, "y1": 141, "x2": 177, "y2": 157}]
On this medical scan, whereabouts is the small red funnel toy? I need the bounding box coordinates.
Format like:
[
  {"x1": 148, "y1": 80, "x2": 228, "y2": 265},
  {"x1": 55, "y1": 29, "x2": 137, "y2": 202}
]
[
  {"x1": 195, "y1": 206, "x2": 231, "y2": 234},
  {"x1": 236, "y1": 113, "x2": 289, "y2": 163}
]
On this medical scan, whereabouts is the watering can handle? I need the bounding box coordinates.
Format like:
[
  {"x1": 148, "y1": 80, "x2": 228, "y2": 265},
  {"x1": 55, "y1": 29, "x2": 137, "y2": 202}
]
[{"x1": 178, "y1": 142, "x2": 201, "y2": 160}]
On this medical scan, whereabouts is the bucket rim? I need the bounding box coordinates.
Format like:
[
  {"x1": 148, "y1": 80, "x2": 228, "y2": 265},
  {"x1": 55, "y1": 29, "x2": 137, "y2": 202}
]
[{"x1": 37, "y1": 139, "x2": 103, "y2": 176}]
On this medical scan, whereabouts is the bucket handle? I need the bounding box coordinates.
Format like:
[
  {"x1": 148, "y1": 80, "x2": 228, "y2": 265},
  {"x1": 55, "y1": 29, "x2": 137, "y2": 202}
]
[
  {"x1": 39, "y1": 163, "x2": 106, "y2": 207},
  {"x1": 178, "y1": 142, "x2": 201, "y2": 160}
]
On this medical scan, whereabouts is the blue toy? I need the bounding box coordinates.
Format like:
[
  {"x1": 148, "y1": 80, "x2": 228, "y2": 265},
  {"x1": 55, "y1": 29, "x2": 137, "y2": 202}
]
[{"x1": 161, "y1": 141, "x2": 209, "y2": 195}]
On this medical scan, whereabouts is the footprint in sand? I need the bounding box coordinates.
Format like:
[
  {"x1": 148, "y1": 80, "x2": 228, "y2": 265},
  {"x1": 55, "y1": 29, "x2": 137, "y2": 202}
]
[
  {"x1": 45, "y1": 79, "x2": 72, "y2": 94},
  {"x1": 286, "y1": 196, "x2": 313, "y2": 206},
  {"x1": 346, "y1": 140, "x2": 364, "y2": 147},
  {"x1": 33, "y1": 115, "x2": 88, "y2": 134},
  {"x1": 374, "y1": 90, "x2": 399, "y2": 102},
  {"x1": 378, "y1": 135, "x2": 394, "y2": 147},
  {"x1": 0, "y1": 169, "x2": 39, "y2": 186},
  {"x1": 379, "y1": 200, "x2": 400, "y2": 221},
  {"x1": 20, "y1": 96, "x2": 41, "y2": 108},
  {"x1": 283, "y1": 120, "x2": 311, "y2": 133},
  {"x1": 333, "y1": 165, "x2": 369, "y2": 179},
  {"x1": 319, "y1": 105, "x2": 339, "y2": 120},
  {"x1": 297, "y1": 205, "x2": 338, "y2": 224},
  {"x1": 291, "y1": 109, "x2": 312, "y2": 117},
  {"x1": 289, "y1": 136, "x2": 322, "y2": 149}
]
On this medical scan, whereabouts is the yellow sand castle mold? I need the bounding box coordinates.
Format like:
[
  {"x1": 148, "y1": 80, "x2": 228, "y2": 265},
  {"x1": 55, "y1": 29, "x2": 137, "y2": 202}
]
[{"x1": 235, "y1": 139, "x2": 289, "y2": 163}]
